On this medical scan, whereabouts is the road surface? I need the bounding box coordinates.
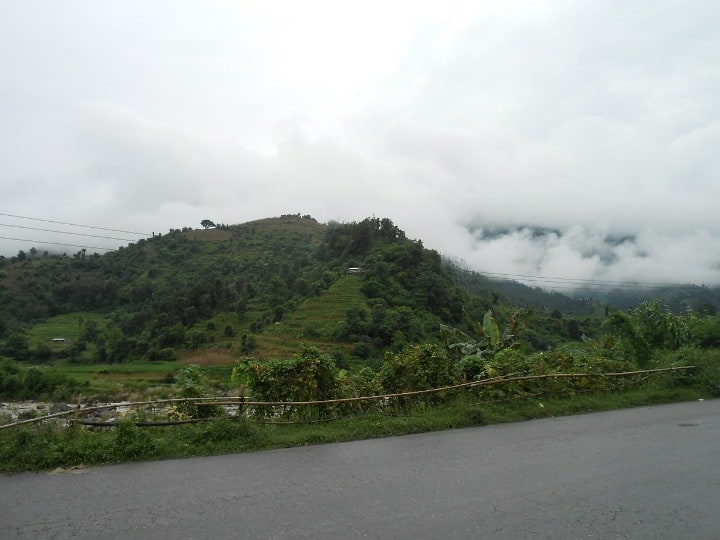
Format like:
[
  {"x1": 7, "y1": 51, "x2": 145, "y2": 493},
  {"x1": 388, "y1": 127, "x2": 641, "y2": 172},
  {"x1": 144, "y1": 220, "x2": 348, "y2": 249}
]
[{"x1": 2, "y1": 400, "x2": 718, "y2": 539}]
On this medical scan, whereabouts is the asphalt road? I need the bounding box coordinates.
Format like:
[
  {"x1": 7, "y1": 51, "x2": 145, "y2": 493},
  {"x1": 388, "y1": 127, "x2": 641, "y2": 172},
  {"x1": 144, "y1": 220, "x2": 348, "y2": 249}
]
[{"x1": 2, "y1": 400, "x2": 718, "y2": 539}]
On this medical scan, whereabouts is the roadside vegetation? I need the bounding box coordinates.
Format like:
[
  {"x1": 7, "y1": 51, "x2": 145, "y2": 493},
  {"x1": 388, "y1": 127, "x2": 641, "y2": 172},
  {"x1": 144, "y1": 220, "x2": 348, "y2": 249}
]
[
  {"x1": 1, "y1": 301, "x2": 718, "y2": 473},
  {"x1": 0, "y1": 215, "x2": 718, "y2": 472},
  {"x1": 1, "y1": 385, "x2": 711, "y2": 474}
]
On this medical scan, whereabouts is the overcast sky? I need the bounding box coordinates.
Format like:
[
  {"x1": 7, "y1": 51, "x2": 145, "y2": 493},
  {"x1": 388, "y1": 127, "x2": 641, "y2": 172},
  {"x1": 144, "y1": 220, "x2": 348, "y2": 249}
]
[{"x1": 1, "y1": 1, "x2": 719, "y2": 288}]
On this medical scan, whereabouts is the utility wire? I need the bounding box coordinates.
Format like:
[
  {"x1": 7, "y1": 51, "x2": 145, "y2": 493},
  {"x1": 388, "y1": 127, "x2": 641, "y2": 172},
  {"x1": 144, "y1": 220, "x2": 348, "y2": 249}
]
[
  {"x1": 0, "y1": 222, "x2": 135, "y2": 242},
  {"x1": 0, "y1": 236, "x2": 114, "y2": 252},
  {"x1": 485, "y1": 275, "x2": 661, "y2": 290},
  {"x1": 0, "y1": 212, "x2": 150, "y2": 236},
  {"x1": 487, "y1": 281, "x2": 685, "y2": 293},
  {"x1": 0, "y1": 212, "x2": 708, "y2": 290},
  {"x1": 476, "y1": 271, "x2": 691, "y2": 289}
]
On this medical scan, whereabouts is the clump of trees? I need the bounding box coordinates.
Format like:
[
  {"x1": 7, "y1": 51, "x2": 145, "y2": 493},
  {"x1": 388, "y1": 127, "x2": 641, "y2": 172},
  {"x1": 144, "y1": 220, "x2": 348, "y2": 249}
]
[
  {"x1": 0, "y1": 359, "x2": 82, "y2": 400},
  {"x1": 322, "y1": 218, "x2": 467, "y2": 355},
  {"x1": 1, "y1": 333, "x2": 53, "y2": 363},
  {"x1": 233, "y1": 345, "x2": 338, "y2": 404},
  {"x1": 602, "y1": 301, "x2": 694, "y2": 366}
]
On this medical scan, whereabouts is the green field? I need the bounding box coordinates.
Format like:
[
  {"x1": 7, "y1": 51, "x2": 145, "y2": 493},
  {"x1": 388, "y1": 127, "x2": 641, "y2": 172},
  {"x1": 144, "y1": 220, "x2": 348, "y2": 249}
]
[{"x1": 26, "y1": 312, "x2": 109, "y2": 346}]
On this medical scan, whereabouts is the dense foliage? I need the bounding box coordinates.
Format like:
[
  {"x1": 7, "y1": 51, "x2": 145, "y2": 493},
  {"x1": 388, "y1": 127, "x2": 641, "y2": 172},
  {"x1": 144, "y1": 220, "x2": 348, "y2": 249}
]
[
  {"x1": 0, "y1": 216, "x2": 331, "y2": 363},
  {"x1": 229, "y1": 301, "x2": 719, "y2": 413},
  {"x1": 234, "y1": 345, "x2": 339, "y2": 404},
  {"x1": 0, "y1": 359, "x2": 82, "y2": 400},
  {"x1": 0, "y1": 216, "x2": 494, "y2": 369},
  {"x1": 0, "y1": 215, "x2": 717, "y2": 404},
  {"x1": 1, "y1": 295, "x2": 718, "y2": 473}
]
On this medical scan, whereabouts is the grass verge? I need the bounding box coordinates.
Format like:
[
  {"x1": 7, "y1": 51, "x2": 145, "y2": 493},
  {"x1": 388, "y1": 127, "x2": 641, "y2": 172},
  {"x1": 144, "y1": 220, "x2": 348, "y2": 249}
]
[{"x1": 0, "y1": 385, "x2": 711, "y2": 474}]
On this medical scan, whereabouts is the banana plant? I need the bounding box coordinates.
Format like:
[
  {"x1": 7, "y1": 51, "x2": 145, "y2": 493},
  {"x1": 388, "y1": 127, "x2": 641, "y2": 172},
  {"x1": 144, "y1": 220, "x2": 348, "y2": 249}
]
[{"x1": 441, "y1": 309, "x2": 525, "y2": 361}]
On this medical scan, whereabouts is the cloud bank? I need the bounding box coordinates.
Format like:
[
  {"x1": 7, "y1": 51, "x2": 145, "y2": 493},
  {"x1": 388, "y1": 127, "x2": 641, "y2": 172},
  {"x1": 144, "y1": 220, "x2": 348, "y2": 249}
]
[{"x1": 1, "y1": 1, "x2": 719, "y2": 288}]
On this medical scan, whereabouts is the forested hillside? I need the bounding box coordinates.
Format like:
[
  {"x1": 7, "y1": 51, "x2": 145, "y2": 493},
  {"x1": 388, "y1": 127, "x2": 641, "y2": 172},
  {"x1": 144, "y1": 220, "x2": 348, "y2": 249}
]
[{"x1": 0, "y1": 214, "x2": 717, "y2": 401}]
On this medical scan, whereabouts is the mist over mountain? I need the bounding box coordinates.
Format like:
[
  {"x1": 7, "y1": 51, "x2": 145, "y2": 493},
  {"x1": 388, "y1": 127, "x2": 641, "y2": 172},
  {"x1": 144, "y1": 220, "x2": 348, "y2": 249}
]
[
  {"x1": 2, "y1": 2, "x2": 719, "y2": 290},
  {"x1": 453, "y1": 219, "x2": 720, "y2": 291}
]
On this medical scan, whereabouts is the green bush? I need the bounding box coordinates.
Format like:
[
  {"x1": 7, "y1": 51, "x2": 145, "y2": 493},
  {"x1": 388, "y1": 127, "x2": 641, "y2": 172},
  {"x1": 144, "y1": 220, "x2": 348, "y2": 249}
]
[
  {"x1": 192, "y1": 418, "x2": 253, "y2": 444},
  {"x1": 667, "y1": 347, "x2": 720, "y2": 396},
  {"x1": 241, "y1": 345, "x2": 338, "y2": 404},
  {"x1": 113, "y1": 420, "x2": 157, "y2": 461},
  {"x1": 0, "y1": 359, "x2": 80, "y2": 400},
  {"x1": 175, "y1": 365, "x2": 221, "y2": 418},
  {"x1": 0, "y1": 424, "x2": 73, "y2": 471},
  {"x1": 602, "y1": 302, "x2": 695, "y2": 367},
  {"x1": 239, "y1": 333, "x2": 257, "y2": 354},
  {"x1": 692, "y1": 316, "x2": 720, "y2": 348},
  {"x1": 379, "y1": 344, "x2": 457, "y2": 394}
]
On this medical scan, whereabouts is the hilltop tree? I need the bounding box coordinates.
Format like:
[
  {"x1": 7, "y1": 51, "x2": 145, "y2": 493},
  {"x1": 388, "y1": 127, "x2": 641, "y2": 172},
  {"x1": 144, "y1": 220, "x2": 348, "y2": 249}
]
[{"x1": 200, "y1": 219, "x2": 216, "y2": 229}]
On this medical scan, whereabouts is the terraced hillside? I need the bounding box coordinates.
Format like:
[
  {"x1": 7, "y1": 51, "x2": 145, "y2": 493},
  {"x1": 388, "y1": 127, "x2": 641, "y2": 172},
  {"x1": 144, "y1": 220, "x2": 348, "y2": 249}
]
[{"x1": 257, "y1": 275, "x2": 369, "y2": 359}]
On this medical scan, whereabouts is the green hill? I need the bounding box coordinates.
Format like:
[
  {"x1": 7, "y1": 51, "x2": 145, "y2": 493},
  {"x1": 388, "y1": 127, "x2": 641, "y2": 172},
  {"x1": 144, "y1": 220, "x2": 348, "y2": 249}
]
[{"x1": 0, "y1": 214, "x2": 656, "y2": 394}]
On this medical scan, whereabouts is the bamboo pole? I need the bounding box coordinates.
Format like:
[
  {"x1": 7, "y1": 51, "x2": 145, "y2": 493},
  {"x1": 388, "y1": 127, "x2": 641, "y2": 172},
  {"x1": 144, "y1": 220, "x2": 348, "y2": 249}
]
[
  {"x1": 0, "y1": 397, "x2": 202, "y2": 430},
  {"x1": 71, "y1": 418, "x2": 205, "y2": 427},
  {"x1": 195, "y1": 365, "x2": 696, "y2": 406}
]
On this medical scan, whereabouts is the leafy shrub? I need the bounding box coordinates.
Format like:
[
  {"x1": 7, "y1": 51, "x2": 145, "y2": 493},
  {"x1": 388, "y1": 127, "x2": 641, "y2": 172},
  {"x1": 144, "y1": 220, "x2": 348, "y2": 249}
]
[
  {"x1": 379, "y1": 344, "x2": 457, "y2": 394},
  {"x1": 0, "y1": 427, "x2": 52, "y2": 471},
  {"x1": 352, "y1": 342, "x2": 371, "y2": 359},
  {"x1": 175, "y1": 365, "x2": 221, "y2": 418},
  {"x1": 192, "y1": 418, "x2": 253, "y2": 444},
  {"x1": 335, "y1": 367, "x2": 384, "y2": 414},
  {"x1": 602, "y1": 302, "x2": 694, "y2": 366},
  {"x1": 113, "y1": 420, "x2": 156, "y2": 461},
  {"x1": 186, "y1": 330, "x2": 211, "y2": 349},
  {"x1": 667, "y1": 347, "x2": 720, "y2": 396},
  {"x1": 1, "y1": 333, "x2": 29, "y2": 361},
  {"x1": 0, "y1": 359, "x2": 80, "y2": 400},
  {"x1": 462, "y1": 344, "x2": 637, "y2": 400},
  {"x1": 239, "y1": 333, "x2": 257, "y2": 354},
  {"x1": 237, "y1": 345, "x2": 338, "y2": 412},
  {"x1": 692, "y1": 315, "x2": 720, "y2": 348},
  {"x1": 30, "y1": 343, "x2": 54, "y2": 363}
]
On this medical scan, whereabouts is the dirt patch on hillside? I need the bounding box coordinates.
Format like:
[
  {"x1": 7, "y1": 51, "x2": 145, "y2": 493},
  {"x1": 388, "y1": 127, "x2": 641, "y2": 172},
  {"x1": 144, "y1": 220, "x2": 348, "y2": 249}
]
[{"x1": 178, "y1": 350, "x2": 237, "y2": 366}]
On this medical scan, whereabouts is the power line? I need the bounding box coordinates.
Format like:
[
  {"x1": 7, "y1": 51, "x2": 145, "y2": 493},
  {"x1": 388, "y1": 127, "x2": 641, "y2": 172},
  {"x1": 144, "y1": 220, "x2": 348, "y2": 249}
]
[
  {"x1": 474, "y1": 271, "x2": 694, "y2": 290},
  {"x1": 0, "y1": 236, "x2": 115, "y2": 252},
  {"x1": 0, "y1": 212, "x2": 150, "y2": 236},
  {"x1": 485, "y1": 271, "x2": 618, "y2": 285},
  {"x1": 0, "y1": 212, "x2": 709, "y2": 290},
  {"x1": 484, "y1": 275, "x2": 658, "y2": 289},
  {"x1": 0, "y1": 222, "x2": 136, "y2": 242},
  {"x1": 492, "y1": 281, "x2": 679, "y2": 293}
]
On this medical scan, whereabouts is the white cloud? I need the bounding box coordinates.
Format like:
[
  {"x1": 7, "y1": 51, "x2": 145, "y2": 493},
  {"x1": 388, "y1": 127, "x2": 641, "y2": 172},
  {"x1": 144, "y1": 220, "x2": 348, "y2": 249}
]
[{"x1": 0, "y1": 0, "x2": 719, "y2": 286}]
